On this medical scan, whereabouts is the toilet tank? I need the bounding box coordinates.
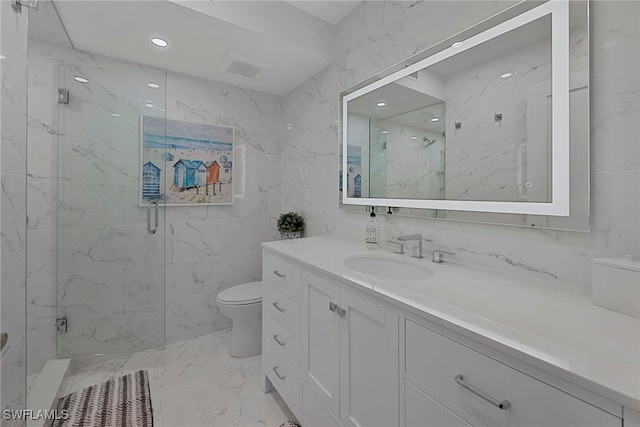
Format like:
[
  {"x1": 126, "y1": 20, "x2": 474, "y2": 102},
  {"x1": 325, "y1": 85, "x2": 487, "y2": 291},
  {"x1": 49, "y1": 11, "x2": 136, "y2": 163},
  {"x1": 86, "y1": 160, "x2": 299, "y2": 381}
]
[{"x1": 592, "y1": 257, "x2": 640, "y2": 318}]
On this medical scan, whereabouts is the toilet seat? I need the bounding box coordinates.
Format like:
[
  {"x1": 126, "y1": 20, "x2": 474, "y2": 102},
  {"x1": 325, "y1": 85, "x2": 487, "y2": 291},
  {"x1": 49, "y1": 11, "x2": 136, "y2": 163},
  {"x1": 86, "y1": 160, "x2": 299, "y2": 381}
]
[{"x1": 217, "y1": 281, "x2": 262, "y2": 305}]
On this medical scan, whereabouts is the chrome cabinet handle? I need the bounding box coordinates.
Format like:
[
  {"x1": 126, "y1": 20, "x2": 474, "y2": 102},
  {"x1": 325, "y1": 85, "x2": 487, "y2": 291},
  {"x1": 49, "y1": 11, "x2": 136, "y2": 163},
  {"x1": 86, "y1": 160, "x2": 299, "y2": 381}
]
[
  {"x1": 272, "y1": 366, "x2": 286, "y2": 381},
  {"x1": 147, "y1": 199, "x2": 159, "y2": 235},
  {"x1": 272, "y1": 302, "x2": 285, "y2": 312},
  {"x1": 455, "y1": 374, "x2": 511, "y2": 410},
  {"x1": 272, "y1": 334, "x2": 285, "y2": 346},
  {"x1": 273, "y1": 270, "x2": 286, "y2": 278},
  {"x1": 329, "y1": 302, "x2": 345, "y2": 317}
]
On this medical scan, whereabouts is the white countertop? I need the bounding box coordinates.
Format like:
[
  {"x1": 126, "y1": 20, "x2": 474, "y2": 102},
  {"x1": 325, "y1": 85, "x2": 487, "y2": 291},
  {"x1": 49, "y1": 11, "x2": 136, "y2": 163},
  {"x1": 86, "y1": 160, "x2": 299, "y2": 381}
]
[{"x1": 263, "y1": 236, "x2": 640, "y2": 411}]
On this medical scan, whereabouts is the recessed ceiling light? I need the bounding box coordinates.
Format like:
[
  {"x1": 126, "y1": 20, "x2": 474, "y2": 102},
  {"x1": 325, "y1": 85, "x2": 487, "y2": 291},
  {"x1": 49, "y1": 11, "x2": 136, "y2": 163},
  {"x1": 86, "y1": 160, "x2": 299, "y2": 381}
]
[
  {"x1": 411, "y1": 136, "x2": 418, "y2": 140},
  {"x1": 147, "y1": 82, "x2": 160, "y2": 89},
  {"x1": 74, "y1": 76, "x2": 89, "y2": 83},
  {"x1": 381, "y1": 130, "x2": 388, "y2": 134},
  {"x1": 500, "y1": 72, "x2": 512, "y2": 79},
  {"x1": 376, "y1": 102, "x2": 387, "y2": 107},
  {"x1": 145, "y1": 103, "x2": 154, "y2": 108},
  {"x1": 111, "y1": 113, "x2": 121, "y2": 117},
  {"x1": 286, "y1": 124, "x2": 293, "y2": 130},
  {"x1": 451, "y1": 41, "x2": 464, "y2": 48},
  {"x1": 151, "y1": 37, "x2": 168, "y2": 47},
  {"x1": 430, "y1": 117, "x2": 440, "y2": 122}
]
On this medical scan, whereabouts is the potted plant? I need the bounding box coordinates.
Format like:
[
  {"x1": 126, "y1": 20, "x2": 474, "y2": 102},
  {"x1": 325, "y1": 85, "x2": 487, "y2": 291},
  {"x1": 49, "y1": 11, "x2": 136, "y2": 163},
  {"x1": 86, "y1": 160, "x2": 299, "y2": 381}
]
[{"x1": 277, "y1": 212, "x2": 305, "y2": 240}]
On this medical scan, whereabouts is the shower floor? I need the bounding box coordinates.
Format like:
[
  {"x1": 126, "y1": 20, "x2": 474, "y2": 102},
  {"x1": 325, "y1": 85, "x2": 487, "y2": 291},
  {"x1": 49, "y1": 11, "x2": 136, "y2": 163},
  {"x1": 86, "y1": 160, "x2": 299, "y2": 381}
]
[{"x1": 57, "y1": 330, "x2": 293, "y2": 427}]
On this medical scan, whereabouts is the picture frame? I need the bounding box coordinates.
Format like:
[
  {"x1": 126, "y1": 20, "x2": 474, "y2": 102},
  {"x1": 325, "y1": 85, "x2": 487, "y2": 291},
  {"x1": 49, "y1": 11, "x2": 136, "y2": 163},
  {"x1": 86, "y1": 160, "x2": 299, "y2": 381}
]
[{"x1": 140, "y1": 116, "x2": 235, "y2": 206}]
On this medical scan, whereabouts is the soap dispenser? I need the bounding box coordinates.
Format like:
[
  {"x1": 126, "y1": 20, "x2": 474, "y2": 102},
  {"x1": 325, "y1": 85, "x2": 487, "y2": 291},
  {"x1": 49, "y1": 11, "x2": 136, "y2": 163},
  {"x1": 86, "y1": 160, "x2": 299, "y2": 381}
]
[{"x1": 365, "y1": 206, "x2": 380, "y2": 249}]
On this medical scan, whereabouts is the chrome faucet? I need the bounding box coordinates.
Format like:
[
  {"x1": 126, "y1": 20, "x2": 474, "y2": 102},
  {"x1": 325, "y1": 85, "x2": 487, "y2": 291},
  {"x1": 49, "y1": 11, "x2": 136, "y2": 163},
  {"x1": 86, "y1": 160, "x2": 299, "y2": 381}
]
[
  {"x1": 432, "y1": 250, "x2": 455, "y2": 263},
  {"x1": 388, "y1": 239, "x2": 405, "y2": 254},
  {"x1": 396, "y1": 234, "x2": 423, "y2": 259}
]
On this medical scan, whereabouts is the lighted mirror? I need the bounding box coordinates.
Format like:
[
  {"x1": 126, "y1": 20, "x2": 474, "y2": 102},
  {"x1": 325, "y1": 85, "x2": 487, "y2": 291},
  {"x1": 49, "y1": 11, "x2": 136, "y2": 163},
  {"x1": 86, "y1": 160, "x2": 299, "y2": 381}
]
[{"x1": 340, "y1": 0, "x2": 589, "y2": 228}]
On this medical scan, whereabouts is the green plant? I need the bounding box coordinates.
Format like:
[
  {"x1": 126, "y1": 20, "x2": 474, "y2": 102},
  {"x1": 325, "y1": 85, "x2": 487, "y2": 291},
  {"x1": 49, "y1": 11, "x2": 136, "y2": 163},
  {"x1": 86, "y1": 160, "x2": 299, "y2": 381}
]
[{"x1": 277, "y1": 212, "x2": 305, "y2": 233}]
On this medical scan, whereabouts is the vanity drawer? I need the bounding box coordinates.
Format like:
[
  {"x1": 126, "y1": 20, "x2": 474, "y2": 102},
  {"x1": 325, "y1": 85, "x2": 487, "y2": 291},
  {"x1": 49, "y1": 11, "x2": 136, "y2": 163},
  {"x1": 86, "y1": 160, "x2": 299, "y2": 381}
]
[
  {"x1": 266, "y1": 345, "x2": 300, "y2": 414},
  {"x1": 405, "y1": 381, "x2": 471, "y2": 427},
  {"x1": 264, "y1": 312, "x2": 300, "y2": 373},
  {"x1": 264, "y1": 282, "x2": 300, "y2": 337},
  {"x1": 264, "y1": 252, "x2": 302, "y2": 303},
  {"x1": 405, "y1": 320, "x2": 620, "y2": 427}
]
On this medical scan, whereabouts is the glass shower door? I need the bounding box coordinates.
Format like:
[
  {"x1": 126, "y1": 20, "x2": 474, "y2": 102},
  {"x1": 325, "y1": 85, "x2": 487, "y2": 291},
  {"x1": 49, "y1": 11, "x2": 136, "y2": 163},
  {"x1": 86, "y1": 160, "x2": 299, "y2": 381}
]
[{"x1": 56, "y1": 65, "x2": 167, "y2": 356}]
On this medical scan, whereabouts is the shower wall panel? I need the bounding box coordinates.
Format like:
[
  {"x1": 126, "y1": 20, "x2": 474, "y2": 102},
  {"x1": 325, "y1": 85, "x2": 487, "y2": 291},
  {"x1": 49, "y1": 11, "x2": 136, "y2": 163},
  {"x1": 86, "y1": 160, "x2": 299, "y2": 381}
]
[{"x1": 1, "y1": 1, "x2": 28, "y2": 424}]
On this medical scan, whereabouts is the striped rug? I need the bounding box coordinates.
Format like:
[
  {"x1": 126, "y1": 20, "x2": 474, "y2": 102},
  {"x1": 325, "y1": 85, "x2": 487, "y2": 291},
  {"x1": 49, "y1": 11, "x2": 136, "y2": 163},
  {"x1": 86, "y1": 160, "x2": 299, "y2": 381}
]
[{"x1": 52, "y1": 370, "x2": 153, "y2": 427}]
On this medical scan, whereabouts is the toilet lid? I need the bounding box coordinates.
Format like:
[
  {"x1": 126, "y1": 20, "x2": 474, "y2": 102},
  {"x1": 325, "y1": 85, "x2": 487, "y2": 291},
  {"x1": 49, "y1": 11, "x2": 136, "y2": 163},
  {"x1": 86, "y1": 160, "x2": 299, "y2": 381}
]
[{"x1": 217, "y1": 281, "x2": 262, "y2": 305}]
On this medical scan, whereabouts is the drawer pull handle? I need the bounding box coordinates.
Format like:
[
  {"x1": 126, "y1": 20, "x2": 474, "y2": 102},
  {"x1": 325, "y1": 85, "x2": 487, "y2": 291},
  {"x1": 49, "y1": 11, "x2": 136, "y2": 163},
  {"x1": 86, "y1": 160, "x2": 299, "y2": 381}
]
[
  {"x1": 0, "y1": 332, "x2": 7, "y2": 352},
  {"x1": 272, "y1": 302, "x2": 285, "y2": 312},
  {"x1": 272, "y1": 334, "x2": 286, "y2": 346},
  {"x1": 454, "y1": 374, "x2": 511, "y2": 410},
  {"x1": 273, "y1": 270, "x2": 286, "y2": 278},
  {"x1": 273, "y1": 366, "x2": 286, "y2": 381}
]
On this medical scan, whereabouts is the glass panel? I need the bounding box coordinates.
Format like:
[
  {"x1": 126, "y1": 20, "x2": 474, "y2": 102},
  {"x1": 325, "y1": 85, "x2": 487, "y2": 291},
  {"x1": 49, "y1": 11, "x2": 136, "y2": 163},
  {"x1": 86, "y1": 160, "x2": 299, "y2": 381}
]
[
  {"x1": 56, "y1": 65, "x2": 166, "y2": 356},
  {"x1": 1, "y1": 0, "x2": 28, "y2": 417}
]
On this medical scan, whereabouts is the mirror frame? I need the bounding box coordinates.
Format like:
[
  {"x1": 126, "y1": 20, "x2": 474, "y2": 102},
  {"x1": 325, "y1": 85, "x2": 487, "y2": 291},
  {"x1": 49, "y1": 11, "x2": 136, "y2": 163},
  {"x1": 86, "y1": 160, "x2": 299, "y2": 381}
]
[{"x1": 341, "y1": 1, "x2": 570, "y2": 216}]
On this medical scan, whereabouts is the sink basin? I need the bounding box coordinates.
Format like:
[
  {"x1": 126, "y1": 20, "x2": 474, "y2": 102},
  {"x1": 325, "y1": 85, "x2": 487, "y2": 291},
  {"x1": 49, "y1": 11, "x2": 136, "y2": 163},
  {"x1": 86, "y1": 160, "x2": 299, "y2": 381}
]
[{"x1": 343, "y1": 254, "x2": 434, "y2": 280}]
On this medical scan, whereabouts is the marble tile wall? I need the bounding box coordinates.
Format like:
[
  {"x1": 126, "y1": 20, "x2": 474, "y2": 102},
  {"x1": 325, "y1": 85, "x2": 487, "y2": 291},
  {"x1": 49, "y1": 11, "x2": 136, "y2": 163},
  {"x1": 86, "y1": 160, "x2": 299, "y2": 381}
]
[
  {"x1": 444, "y1": 22, "x2": 587, "y2": 206},
  {"x1": 1, "y1": 1, "x2": 28, "y2": 425},
  {"x1": 444, "y1": 37, "x2": 551, "y2": 203},
  {"x1": 26, "y1": 40, "x2": 281, "y2": 375},
  {"x1": 383, "y1": 123, "x2": 443, "y2": 199},
  {"x1": 281, "y1": 1, "x2": 639, "y2": 291}
]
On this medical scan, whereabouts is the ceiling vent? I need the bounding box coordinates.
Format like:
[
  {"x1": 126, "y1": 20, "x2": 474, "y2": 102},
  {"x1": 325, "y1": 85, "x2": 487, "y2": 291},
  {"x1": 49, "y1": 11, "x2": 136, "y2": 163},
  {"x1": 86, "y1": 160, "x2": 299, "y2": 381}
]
[{"x1": 218, "y1": 52, "x2": 270, "y2": 79}]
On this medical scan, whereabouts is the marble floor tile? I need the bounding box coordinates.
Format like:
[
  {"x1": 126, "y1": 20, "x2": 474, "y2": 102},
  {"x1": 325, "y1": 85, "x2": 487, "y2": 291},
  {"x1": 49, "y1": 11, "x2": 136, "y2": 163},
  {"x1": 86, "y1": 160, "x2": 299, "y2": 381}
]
[
  {"x1": 56, "y1": 330, "x2": 292, "y2": 427},
  {"x1": 26, "y1": 373, "x2": 39, "y2": 397}
]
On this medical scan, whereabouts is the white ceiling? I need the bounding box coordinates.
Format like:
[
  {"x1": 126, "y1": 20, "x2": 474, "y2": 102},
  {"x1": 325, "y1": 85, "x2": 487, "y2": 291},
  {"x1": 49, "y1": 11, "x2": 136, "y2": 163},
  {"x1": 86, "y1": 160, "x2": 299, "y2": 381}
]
[
  {"x1": 348, "y1": 82, "x2": 443, "y2": 121},
  {"x1": 29, "y1": 1, "x2": 362, "y2": 96},
  {"x1": 285, "y1": 1, "x2": 360, "y2": 25}
]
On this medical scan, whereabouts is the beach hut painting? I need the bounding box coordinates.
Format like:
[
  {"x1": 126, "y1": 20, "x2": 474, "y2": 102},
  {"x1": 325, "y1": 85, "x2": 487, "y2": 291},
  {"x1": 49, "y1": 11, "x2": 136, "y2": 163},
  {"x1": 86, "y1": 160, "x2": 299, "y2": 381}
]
[
  {"x1": 142, "y1": 161, "x2": 162, "y2": 200},
  {"x1": 339, "y1": 144, "x2": 362, "y2": 198},
  {"x1": 140, "y1": 116, "x2": 234, "y2": 206}
]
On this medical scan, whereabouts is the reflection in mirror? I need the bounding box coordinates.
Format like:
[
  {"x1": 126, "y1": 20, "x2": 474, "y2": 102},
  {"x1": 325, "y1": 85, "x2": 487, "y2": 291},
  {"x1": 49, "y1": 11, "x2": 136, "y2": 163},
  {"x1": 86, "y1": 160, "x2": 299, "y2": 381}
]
[
  {"x1": 347, "y1": 13, "x2": 554, "y2": 204},
  {"x1": 340, "y1": 1, "x2": 589, "y2": 231}
]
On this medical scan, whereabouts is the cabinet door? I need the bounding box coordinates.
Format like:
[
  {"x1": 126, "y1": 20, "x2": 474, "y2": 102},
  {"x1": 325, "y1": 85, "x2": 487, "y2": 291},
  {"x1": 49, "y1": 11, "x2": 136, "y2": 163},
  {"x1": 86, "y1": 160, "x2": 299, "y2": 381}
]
[
  {"x1": 302, "y1": 272, "x2": 340, "y2": 418},
  {"x1": 340, "y1": 289, "x2": 399, "y2": 427}
]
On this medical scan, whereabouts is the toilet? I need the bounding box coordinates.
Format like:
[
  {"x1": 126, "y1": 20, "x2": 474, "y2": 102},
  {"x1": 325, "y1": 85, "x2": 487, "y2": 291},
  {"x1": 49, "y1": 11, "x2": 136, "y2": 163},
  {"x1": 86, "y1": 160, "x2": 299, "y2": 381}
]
[{"x1": 216, "y1": 281, "x2": 263, "y2": 357}]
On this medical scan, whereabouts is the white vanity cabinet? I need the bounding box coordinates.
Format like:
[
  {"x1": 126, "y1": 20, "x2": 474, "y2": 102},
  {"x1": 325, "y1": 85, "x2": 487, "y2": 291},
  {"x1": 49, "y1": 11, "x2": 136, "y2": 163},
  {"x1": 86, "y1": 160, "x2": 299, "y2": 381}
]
[
  {"x1": 262, "y1": 252, "x2": 303, "y2": 414},
  {"x1": 301, "y1": 271, "x2": 400, "y2": 427},
  {"x1": 262, "y1": 243, "x2": 631, "y2": 427}
]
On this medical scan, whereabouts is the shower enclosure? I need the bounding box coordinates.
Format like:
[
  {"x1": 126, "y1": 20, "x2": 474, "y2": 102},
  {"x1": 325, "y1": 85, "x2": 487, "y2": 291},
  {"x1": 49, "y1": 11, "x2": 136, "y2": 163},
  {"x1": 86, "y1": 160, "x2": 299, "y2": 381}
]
[{"x1": 55, "y1": 65, "x2": 167, "y2": 356}]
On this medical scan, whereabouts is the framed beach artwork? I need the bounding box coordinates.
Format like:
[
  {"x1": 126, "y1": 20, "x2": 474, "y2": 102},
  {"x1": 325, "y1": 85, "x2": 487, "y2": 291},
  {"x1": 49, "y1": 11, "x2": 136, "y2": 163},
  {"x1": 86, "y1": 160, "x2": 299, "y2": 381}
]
[
  {"x1": 140, "y1": 116, "x2": 234, "y2": 206},
  {"x1": 339, "y1": 144, "x2": 362, "y2": 198}
]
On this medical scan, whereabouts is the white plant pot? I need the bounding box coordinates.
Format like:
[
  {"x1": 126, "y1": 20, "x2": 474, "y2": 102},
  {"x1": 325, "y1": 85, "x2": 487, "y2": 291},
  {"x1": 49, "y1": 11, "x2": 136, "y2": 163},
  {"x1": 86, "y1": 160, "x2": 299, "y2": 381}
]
[{"x1": 280, "y1": 231, "x2": 301, "y2": 240}]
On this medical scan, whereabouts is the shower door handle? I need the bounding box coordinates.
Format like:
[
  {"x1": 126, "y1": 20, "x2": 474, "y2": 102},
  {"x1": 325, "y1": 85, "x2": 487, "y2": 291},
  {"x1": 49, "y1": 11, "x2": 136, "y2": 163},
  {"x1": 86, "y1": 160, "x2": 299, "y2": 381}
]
[{"x1": 147, "y1": 199, "x2": 159, "y2": 235}]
